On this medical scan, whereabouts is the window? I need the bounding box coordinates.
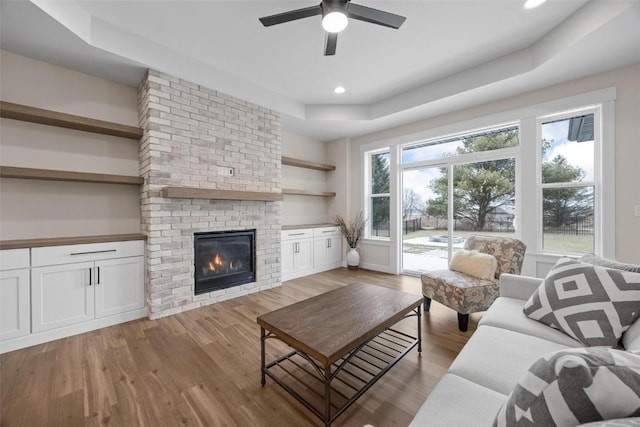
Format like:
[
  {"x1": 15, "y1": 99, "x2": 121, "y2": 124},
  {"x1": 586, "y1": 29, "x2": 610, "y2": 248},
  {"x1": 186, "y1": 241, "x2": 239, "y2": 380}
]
[
  {"x1": 539, "y1": 108, "x2": 597, "y2": 254},
  {"x1": 368, "y1": 151, "x2": 390, "y2": 238},
  {"x1": 402, "y1": 125, "x2": 519, "y2": 163},
  {"x1": 360, "y1": 88, "x2": 614, "y2": 275},
  {"x1": 400, "y1": 125, "x2": 519, "y2": 273}
]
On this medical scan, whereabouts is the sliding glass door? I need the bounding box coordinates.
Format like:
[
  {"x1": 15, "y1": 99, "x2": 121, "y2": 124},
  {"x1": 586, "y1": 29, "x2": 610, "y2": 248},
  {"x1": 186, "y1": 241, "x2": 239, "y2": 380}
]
[{"x1": 402, "y1": 166, "x2": 449, "y2": 272}]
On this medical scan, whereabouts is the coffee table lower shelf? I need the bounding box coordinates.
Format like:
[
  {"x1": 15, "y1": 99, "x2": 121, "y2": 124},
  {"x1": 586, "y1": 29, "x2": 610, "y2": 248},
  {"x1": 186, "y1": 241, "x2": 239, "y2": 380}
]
[{"x1": 260, "y1": 314, "x2": 421, "y2": 426}]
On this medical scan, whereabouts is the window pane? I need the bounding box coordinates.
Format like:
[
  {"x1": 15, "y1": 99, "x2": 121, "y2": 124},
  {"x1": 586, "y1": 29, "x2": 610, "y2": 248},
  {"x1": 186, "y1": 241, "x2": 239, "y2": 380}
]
[
  {"x1": 541, "y1": 114, "x2": 594, "y2": 183},
  {"x1": 543, "y1": 186, "x2": 594, "y2": 253},
  {"x1": 452, "y1": 158, "x2": 516, "y2": 236},
  {"x1": 370, "y1": 196, "x2": 390, "y2": 238},
  {"x1": 371, "y1": 152, "x2": 390, "y2": 193},
  {"x1": 402, "y1": 167, "x2": 449, "y2": 271},
  {"x1": 402, "y1": 125, "x2": 518, "y2": 163}
]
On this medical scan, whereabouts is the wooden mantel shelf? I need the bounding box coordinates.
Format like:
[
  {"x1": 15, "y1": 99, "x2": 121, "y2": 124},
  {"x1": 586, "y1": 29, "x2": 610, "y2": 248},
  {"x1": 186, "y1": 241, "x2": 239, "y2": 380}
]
[
  {"x1": 0, "y1": 166, "x2": 144, "y2": 186},
  {"x1": 162, "y1": 187, "x2": 283, "y2": 201},
  {"x1": 0, "y1": 233, "x2": 147, "y2": 250},
  {"x1": 282, "y1": 156, "x2": 335, "y2": 171},
  {"x1": 282, "y1": 189, "x2": 336, "y2": 197},
  {"x1": 0, "y1": 101, "x2": 143, "y2": 140}
]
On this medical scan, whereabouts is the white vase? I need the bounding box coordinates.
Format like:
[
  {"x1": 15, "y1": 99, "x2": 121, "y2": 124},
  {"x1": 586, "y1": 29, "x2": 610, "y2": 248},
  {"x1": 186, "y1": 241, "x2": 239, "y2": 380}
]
[{"x1": 346, "y1": 247, "x2": 360, "y2": 270}]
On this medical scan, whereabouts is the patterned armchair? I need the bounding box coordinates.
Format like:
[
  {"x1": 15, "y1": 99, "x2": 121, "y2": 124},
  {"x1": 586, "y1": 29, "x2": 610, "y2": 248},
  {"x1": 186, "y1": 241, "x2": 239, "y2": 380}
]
[{"x1": 421, "y1": 235, "x2": 527, "y2": 331}]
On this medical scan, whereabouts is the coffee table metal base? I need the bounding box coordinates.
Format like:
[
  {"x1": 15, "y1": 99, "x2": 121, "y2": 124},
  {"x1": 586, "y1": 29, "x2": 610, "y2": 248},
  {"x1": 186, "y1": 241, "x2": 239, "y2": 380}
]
[{"x1": 260, "y1": 308, "x2": 421, "y2": 426}]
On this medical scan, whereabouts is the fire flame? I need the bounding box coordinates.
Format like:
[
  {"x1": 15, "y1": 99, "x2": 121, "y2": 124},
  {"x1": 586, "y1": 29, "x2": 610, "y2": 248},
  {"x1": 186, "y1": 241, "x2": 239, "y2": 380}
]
[{"x1": 208, "y1": 253, "x2": 224, "y2": 271}]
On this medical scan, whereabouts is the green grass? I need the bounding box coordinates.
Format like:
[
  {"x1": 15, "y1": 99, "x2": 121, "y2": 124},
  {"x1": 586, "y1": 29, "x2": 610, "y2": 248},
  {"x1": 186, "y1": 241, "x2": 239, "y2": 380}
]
[
  {"x1": 402, "y1": 229, "x2": 593, "y2": 254},
  {"x1": 402, "y1": 229, "x2": 515, "y2": 240}
]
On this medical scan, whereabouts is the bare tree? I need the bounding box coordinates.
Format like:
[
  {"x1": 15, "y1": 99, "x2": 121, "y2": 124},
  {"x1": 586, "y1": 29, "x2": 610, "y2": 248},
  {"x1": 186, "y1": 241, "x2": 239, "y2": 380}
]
[{"x1": 403, "y1": 188, "x2": 423, "y2": 219}]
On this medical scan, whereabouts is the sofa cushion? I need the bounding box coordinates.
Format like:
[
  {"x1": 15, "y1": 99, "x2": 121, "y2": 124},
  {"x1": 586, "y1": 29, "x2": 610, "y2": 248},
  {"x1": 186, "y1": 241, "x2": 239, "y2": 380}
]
[
  {"x1": 449, "y1": 249, "x2": 498, "y2": 280},
  {"x1": 579, "y1": 253, "x2": 640, "y2": 273},
  {"x1": 579, "y1": 418, "x2": 640, "y2": 426},
  {"x1": 448, "y1": 325, "x2": 572, "y2": 395},
  {"x1": 524, "y1": 258, "x2": 640, "y2": 347},
  {"x1": 408, "y1": 373, "x2": 507, "y2": 427},
  {"x1": 480, "y1": 297, "x2": 583, "y2": 347},
  {"x1": 624, "y1": 318, "x2": 640, "y2": 352},
  {"x1": 494, "y1": 347, "x2": 640, "y2": 427}
]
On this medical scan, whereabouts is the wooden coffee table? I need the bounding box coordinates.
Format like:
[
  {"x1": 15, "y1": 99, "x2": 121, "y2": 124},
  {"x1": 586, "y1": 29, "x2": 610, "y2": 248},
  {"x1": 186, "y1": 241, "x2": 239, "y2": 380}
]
[{"x1": 257, "y1": 282, "x2": 422, "y2": 426}]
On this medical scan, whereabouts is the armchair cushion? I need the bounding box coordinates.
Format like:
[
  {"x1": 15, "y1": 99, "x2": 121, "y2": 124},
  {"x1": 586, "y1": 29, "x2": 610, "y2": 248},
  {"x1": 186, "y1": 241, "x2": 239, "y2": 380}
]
[
  {"x1": 464, "y1": 236, "x2": 527, "y2": 280},
  {"x1": 422, "y1": 270, "x2": 499, "y2": 314}
]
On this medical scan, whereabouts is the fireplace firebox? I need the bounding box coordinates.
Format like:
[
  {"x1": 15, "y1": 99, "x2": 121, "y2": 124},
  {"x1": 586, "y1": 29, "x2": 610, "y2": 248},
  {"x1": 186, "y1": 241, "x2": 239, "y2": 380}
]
[{"x1": 194, "y1": 230, "x2": 256, "y2": 295}]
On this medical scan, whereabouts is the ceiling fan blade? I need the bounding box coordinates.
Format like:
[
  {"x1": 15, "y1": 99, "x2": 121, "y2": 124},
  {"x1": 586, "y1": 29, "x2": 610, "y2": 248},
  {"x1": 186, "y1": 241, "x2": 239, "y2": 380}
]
[
  {"x1": 324, "y1": 32, "x2": 338, "y2": 56},
  {"x1": 259, "y1": 5, "x2": 323, "y2": 27},
  {"x1": 347, "y1": 3, "x2": 406, "y2": 29}
]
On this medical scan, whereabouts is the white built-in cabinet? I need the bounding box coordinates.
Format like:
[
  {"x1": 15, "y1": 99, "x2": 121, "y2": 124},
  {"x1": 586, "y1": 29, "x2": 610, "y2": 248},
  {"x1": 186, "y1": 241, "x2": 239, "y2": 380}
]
[
  {"x1": 0, "y1": 249, "x2": 31, "y2": 341},
  {"x1": 0, "y1": 240, "x2": 146, "y2": 353},
  {"x1": 282, "y1": 226, "x2": 342, "y2": 281}
]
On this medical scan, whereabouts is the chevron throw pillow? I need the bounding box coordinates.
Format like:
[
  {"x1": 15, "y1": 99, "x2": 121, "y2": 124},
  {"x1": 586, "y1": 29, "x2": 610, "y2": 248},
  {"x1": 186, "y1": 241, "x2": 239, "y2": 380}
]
[
  {"x1": 524, "y1": 258, "x2": 640, "y2": 347},
  {"x1": 493, "y1": 347, "x2": 640, "y2": 427}
]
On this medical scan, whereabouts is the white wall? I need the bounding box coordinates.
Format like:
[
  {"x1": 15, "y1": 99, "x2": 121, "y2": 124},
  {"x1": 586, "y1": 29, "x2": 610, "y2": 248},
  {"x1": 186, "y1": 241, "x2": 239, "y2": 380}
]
[
  {"x1": 0, "y1": 50, "x2": 141, "y2": 240},
  {"x1": 342, "y1": 64, "x2": 640, "y2": 274}
]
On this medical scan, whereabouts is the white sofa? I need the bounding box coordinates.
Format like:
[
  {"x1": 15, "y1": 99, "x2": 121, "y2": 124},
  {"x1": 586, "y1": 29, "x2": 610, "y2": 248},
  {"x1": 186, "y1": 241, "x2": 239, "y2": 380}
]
[{"x1": 409, "y1": 272, "x2": 640, "y2": 426}]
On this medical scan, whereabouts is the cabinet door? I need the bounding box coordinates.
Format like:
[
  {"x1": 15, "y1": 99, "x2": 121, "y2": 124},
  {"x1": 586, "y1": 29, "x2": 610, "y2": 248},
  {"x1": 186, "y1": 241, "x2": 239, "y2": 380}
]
[
  {"x1": 313, "y1": 237, "x2": 330, "y2": 268},
  {"x1": 281, "y1": 241, "x2": 296, "y2": 277},
  {"x1": 95, "y1": 257, "x2": 145, "y2": 318},
  {"x1": 295, "y1": 239, "x2": 314, "y2": 271},
  {"x1": 0, "y1": 269, "x2": 30, "y2": 341},
  {"x1": 327, "y1": 236, "x2": 342, "y2": 266},
  {"x1": 31, "y1": 262, "x2": 95, "y2": 332}
]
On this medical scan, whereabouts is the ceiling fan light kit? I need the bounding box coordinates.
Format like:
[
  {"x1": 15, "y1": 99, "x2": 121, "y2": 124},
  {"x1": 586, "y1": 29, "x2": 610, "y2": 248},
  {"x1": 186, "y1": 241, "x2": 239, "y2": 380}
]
[
  {"x1": 259, "y1": 0, "x2": 406, "y2": 56},
  {"x1": 524, "y1": 0, "x2": 547, "y2": 9},
  {"x1": 322, "y1": 11, "x2": 348, "y2": 33}
]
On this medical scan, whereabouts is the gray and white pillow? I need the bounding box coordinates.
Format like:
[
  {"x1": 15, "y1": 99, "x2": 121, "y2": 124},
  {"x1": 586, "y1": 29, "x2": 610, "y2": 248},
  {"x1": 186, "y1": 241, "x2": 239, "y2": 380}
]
[
  {"x1": 494, "y1": 347, "x2": 640, "y2": 427},
  {"x1": 523, "y1": 258, "x2": 640, "y2": 347},
  {"x1": 580, "y1": 254, "x2": 640, "y2": 274}
]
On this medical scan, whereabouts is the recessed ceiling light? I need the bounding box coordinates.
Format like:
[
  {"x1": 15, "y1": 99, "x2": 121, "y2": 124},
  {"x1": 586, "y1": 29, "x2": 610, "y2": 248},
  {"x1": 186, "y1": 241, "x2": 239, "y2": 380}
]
[
  {"x1": 523, "y1": 0, "x2": 547, "y2": 9},
  {"x1": 334, "y1": 86, "x2": 346, "y2": 94}
]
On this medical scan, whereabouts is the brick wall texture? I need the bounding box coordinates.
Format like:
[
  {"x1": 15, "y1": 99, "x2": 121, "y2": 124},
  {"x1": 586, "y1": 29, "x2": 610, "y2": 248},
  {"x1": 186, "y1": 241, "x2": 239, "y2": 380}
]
[{"x1": 138, "y1": 69, "x2": 282, "y2": 319}]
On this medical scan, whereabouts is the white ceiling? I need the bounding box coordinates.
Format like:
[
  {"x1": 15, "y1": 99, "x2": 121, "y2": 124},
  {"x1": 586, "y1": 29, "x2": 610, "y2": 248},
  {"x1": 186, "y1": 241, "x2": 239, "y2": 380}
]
[{"x1": 1, "y1": 0, "x2": 639, "y2": 141}]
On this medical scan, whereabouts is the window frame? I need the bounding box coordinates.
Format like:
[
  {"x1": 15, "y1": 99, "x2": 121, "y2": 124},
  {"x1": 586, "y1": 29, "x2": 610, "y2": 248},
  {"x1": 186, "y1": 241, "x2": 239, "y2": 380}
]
[
  {"x1": 536, "y1": 105, "x2": 601, "y2": 256},
  {"x1": 364, "y1": 148, "x2": 392, "y2": 241}
]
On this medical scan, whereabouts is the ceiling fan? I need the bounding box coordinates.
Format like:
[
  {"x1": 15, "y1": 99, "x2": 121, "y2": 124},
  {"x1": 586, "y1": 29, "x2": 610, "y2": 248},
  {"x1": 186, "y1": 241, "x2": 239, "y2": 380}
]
[{"x1": 259, "y1": 0, "x2": 406, "y2": 56}]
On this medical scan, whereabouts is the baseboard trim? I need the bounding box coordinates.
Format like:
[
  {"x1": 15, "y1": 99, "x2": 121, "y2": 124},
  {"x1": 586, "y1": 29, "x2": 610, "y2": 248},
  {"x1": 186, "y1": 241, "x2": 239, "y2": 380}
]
[
  {"x1": 359, "y1": 262, "x2": 393, "y2": 274},
  {"x1": 0, "y1": 308, "x2": 148, "y2": 354}
]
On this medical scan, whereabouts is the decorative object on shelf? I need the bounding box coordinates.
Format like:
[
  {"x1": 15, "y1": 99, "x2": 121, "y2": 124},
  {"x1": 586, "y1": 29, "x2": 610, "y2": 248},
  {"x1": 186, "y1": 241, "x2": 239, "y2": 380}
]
[{"x1": 335, "y1": 212, "x2": 366, "y2": 269}]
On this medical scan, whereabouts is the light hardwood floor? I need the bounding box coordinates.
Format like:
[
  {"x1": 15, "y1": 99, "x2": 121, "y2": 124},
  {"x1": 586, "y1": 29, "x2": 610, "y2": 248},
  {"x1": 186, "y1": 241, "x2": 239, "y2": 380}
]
[{"x1": 0, "y1": 268, "x2": 480, "y2": 427}]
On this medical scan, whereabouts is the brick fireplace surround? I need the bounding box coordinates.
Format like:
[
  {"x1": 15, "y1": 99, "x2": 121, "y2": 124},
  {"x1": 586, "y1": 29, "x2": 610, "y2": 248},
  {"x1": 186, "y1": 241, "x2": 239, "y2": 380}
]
[{"x1": 138, "y1": 70, "x2": 282, "y2": 319}]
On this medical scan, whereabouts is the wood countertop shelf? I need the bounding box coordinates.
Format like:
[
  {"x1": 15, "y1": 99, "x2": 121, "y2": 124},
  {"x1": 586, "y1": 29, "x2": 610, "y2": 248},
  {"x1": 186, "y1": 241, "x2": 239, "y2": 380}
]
[
  {"x1": 282, "y1": 189, "x2": 336, "y2": 197},
  {"x1": 281, "y1": 156, "x2": 335, "y2": 171},
  {"x1": 0, "y1": 101, "x2": 143, "y2": 140},
  {"x1": 0, "y1": 233, "x2": 147, "y2": 250},
  {"x1": 0, "y1": 166, "x2": 144, "y2": 186}
]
